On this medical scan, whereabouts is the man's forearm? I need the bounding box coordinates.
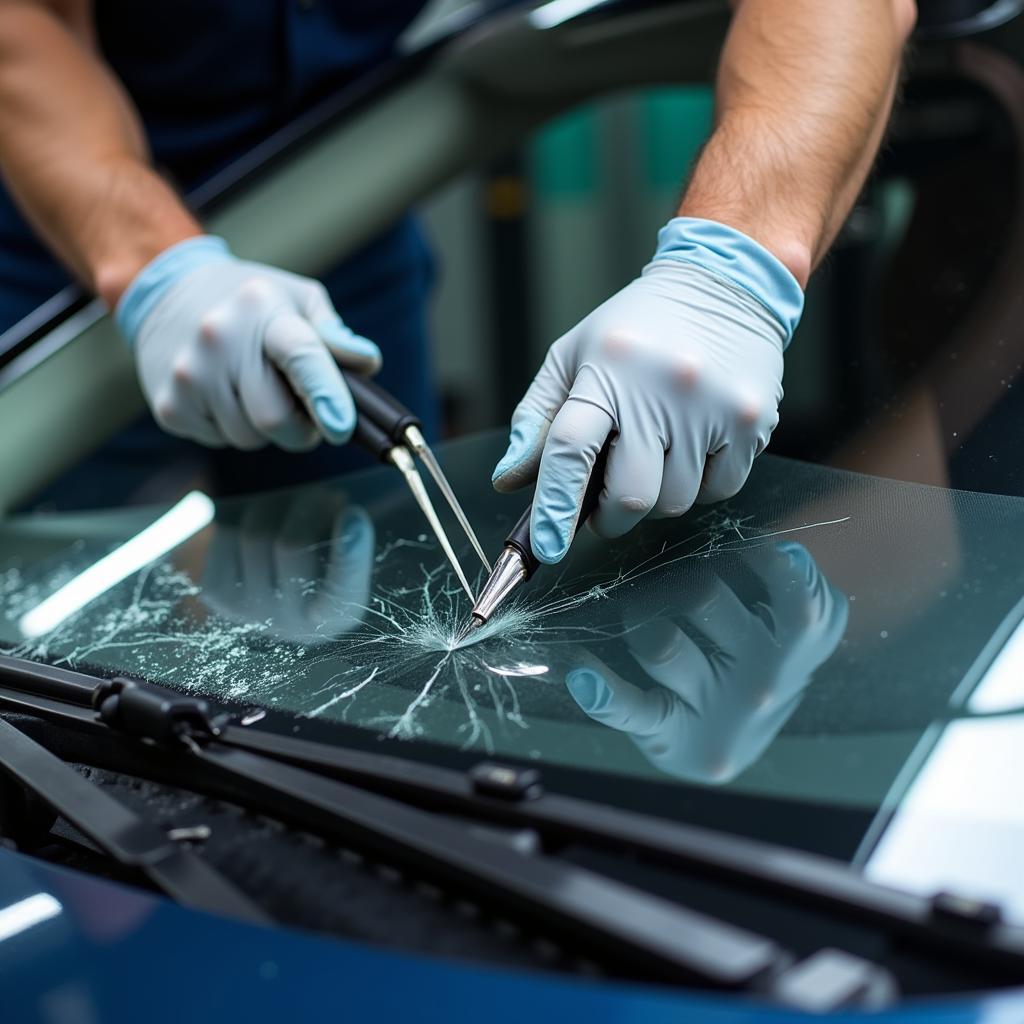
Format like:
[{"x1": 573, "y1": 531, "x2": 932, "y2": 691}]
[
  {"x1": 680, "y1": 0, "x2": 916, "y2": 287},
  {"x1": 0, "y1": 2, "x2": 200, "y2": 307}
]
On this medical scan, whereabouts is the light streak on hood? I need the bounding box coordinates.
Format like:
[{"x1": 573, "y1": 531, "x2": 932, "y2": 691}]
[{"x1": 0, "y1": 893, "x2": 62, "y2": 942}]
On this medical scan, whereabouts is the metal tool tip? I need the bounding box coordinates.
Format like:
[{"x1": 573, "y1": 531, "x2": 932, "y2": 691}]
[{"x1": 454, "y1": 615, "x2": 484, "y2": 647}]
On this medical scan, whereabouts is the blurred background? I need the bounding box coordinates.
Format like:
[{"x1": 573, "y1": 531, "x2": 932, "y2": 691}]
[
  {"x1": 414, "y1": 1, "x2": 1024, "y2": 497},
  {"x1": 5, "y1": 0, "x2": 1024, "y2": 509}
]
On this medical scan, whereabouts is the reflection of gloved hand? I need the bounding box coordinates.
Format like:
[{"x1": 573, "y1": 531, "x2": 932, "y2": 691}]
[
  {"x1": 566, "y1": 542, "x2": 847, "y2": 784},
  {"x1": 116, "y1": 236, "x2": 382, "y2": 450},
  {"x1": 492, "y1": 218, "x2": 803, "y2": 564},
  {"x1": 202, "y1": 490, "x2": 375, "y2": 643}
]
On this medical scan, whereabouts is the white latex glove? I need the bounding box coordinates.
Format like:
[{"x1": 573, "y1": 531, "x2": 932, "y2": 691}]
[
  {"x1": 202, "y1": 488, "x2": 375, "y2": 643},
  {"x1": 492, "y1": 218, "x2": 804, "y2": 563},
  {"x1": 115, "y1": 236, "x2": 382, "y2": 450},
  {"x1": 566, "y1": 542, "x2": 848, "y2": 784}
]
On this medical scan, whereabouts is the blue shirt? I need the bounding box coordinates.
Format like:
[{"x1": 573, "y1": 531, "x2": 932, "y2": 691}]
[
  {"x1": 0, "y1": 0, "x2": 428, "y2": 331},
  {"x1": 93, "y1": 0, "x2": 427, "y2": 185}
]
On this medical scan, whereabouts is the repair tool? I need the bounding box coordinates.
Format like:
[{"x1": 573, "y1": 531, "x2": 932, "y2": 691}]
[
  {"x1": 345, "y1": 373, "x2": 487, "y2": 599},
  {"x1": 456, "y1": 441, "x2": 611, "y2": 642}
]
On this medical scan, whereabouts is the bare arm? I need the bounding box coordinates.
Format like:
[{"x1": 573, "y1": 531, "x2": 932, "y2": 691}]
[
  {"x1": 0, "y1": 0, "x2": 200, "y2": 307},
  {"x1": 680, "y1": 0, "x2": 916, "y2": 287}
]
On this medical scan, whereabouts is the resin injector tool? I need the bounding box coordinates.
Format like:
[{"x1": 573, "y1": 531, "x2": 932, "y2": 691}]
[{"x1": 457, "y1": 442, "x2": 611, "y2": 642}]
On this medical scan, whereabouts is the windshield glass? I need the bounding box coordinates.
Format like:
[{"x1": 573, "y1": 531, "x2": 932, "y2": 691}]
[
  {"x1": 4, "y1": 8, "x2": 1024, "y2": 937},
  {"x1": 4, "y1": 430, "x2": 1024, "y2": 919}
]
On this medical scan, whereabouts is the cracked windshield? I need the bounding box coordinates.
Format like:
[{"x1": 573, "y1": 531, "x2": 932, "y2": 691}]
[
  {"x1": 4, "y1": 67, "x2": 1024, "y2": 921},
  {"x1": 5, "y1": 430, "x2": 1024, "y2": 899}
]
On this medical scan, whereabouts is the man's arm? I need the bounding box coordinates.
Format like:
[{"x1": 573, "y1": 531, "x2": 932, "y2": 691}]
[
  {"x1": 0, "y1": 0, "x2": 381, "y2": 452},
  {"x1": 494, "y1": 0, "x2": 916, "y2": 564},
  {"x1": 0, "y1": 0, "x2": 200, "y2": 306},
  {"x1": 681, "y1": 0, "x2": 917, "y2": 287}
]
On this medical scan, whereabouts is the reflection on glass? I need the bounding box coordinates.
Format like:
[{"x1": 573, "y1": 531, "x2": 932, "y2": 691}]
[
  {"x1": 18, "y1": 491, "x2": 214, "y2": 640},
  {"x1": 967, "y1": 610, "x2": 1024, "y2": 715},
  {"x1": 565, "y1": 542, "x2": 848, "y2": 784},
  {"x1": 862, "y1": 715, "x2": 1024, "y2": 925},
  {"x1": 4, "y1": 431, "x2": 1024, "y2": 900},
  {"x1": 200, "y1": 490, "x2": 374, "y2": 644}
]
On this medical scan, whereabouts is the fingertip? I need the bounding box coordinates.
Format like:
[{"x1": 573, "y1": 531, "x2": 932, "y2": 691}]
[
  {"x1": 347, "y1": 333, "x2": 384, "y2": 372},
  {"x1": 491, "y1": 447, "x2": 518, "y2": 484},
  {"x1": 338, "y1": 506, "x2": 375, "y2": 555},
  {"x1": 491, "y1": 412, "x2": 547, "y2": 490},
  {"x1": 566, "y1": 667, "x2": 610, "y2": 714},
  {"x1": 778, "y1": 540, "x2": 817, "y2": 584},
  {"x1": 531, "y1": 515, "x2": 569, "y2": 564},
  {"x1": 312, "y1": 395, "x2": 355, "y2": 445},
  {"x1": 492, "y1": 461, "x2": 539, "y2": 493},
  {"x1": 491, "y1": 459, "x2": 536, "y2": 493}
]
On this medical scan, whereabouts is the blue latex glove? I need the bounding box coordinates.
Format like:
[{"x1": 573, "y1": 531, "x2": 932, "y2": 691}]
[
  {"x1": 493, "y1": 218, "x2": 804, "y2": 562},
  {"x1": 116, "y1": 236, "x2": 382, "y2": 450},
  {"x1": 566, "y1": 542, "x2": 848, "y2": 784}
]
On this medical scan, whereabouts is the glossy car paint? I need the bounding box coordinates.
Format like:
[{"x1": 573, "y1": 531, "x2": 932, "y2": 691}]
[{"x1": 0, "y1": 846, "x2": 1020, "y2": 1023}]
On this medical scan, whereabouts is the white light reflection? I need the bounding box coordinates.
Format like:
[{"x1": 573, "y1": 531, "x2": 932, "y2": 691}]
[
  {"x1": 18, "y1": 491, "x2": 214, "y2": 640},
  {"x1": 864, "y1": 716, "x2": 1024, "y2": 923},
  {"x1": 482, "y1": 662, "x2": 549, "y2": 678},
  {"x1": 0, "y1": 893, "x2": 62, "y2": 942},
  {"x1": 528, "y1": 0, "x2": 611, "y2": 30},
  {"x1": 969, "y1": 617, "x2": 1024, "y2": 714}
]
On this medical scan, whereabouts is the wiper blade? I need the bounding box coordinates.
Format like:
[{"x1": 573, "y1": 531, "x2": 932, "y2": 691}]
[
  {"x1": 0, "y1": 714, "x2": 267, "y2": 925},
  {"x1": 87, "y1": 677, "x2": 787, "y2": 990},
  {"x1": 0, "y1": 655, "x2": 882, "y2": 1005},
  {"x1": 0, "y1": 654, "x2": 1017, "y2": 1000}
]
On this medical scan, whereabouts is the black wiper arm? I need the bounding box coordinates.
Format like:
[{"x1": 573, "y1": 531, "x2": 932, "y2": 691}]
[
  {"x1": 0, "y1": 656, "x2": 901, "y2": 1008},
  {"x1": 0, "y1": 715, "x2": 268, "y2": 924},
  {"x1": 91, "y1": 677, "x2": 786, "y2": 990},
  {"x1": 216, "y1": 709, "x2": 1024, "y2": 978},
  {"x1": 0, "y1": 653, "x2": 1021, "y2": 988},
  {"x1": 1, "y1": 653, "x2": 1022, "y2": 982}
]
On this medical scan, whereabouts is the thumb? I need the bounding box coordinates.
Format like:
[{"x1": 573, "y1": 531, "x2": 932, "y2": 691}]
[{"x1": 492, "y1": 339, "x2": 574, "y2": 493}]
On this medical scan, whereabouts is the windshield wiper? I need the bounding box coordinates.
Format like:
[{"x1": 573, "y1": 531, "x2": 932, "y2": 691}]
[
  {"x1": 0, "y1": 654, "x2": 906, "y2": 1011},
  {"x1": 1, "y1": 655, "x2": 1022, "y2": 982},
  {"x1": 0, "y1": 655, "x2": 1019, "y2": 983},
  {"x1": 0, "y1": 714, "x2": 268, "y2": 924}
]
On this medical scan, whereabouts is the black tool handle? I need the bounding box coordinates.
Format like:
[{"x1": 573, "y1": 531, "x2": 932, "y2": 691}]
[
  {"x1": 352, "y1": 413, "x2": 396, "y2": 463},
  {"x1": 344, "y1": 372, "x2": 420, "y2": 444},
  {"x1": 505, "y1": 439, "x2": 612, "y2": 580}
]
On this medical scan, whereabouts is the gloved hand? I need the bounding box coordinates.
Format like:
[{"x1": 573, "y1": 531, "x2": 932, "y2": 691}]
[
  {"x1": 492, "y1": 218, "x2": 804, "y2": 563},
  {"x1": 565, "y1": 542, "x2": 847, "y2": 784},
  {"x1": 201, "y1": 487, "x2": 375, "y2": 643},
  {"x1": 116, "y1": 236, "x2": 382, "y2": 450}
]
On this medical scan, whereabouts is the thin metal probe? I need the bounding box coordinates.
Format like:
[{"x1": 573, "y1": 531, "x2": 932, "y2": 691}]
[
  {"x1": 453, "y1": 616, "x2": 483, "y2": 647},
  {"x1": 454, "y1": 440, "x2": 614, "y2": 639},
  {"x1": 388, "y1": 447, "x2": 475, "y2": 600},
  {"x1": 403, "y1": 425, "x2": 492, "y2": 574},
  {"x1": 455, "y1": 545, "x2": 528, "y2": 645}
]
